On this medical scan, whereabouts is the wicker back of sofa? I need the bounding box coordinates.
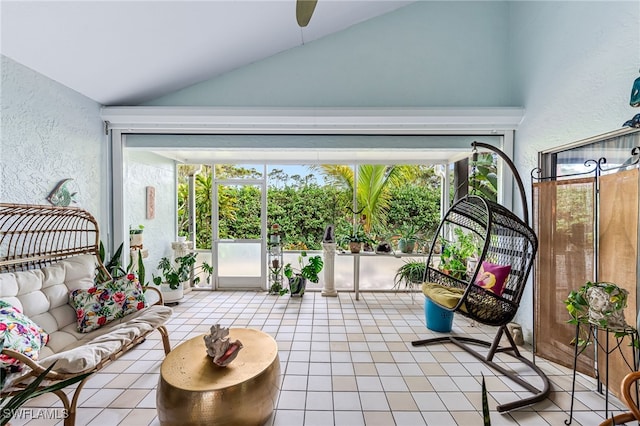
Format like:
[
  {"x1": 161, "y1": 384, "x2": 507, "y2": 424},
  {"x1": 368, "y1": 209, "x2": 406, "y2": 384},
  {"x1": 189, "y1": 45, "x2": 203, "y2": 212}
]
[{"x1": 0, "y1": 203, "x2": 103, "y2": 274}]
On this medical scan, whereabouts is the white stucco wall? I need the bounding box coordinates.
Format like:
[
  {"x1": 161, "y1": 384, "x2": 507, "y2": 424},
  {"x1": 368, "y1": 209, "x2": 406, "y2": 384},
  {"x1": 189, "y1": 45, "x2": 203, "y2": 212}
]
[
  {"x1": 124, "y1": 149, "x2": 177, "y2": 278},
  {"x1": 508, "y1": 1, "x2": 640, "y2": 340},
  {"x1": 0, "y1": 55, "x2": 107, "y2": 226}
]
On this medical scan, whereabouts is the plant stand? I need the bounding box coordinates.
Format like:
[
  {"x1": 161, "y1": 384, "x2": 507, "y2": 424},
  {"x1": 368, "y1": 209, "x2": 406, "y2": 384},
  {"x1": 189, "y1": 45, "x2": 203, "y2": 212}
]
[
  {"x1": 268, "y1": 233, "x2": 284, "y2": 295},
  {"x1": 321, "y1": 242, "x2": 337, "y2": 297},
  {"x1": 172, "y1": 240, "x2": 194, "y2": 293},
  {"x1": 566, "y1": 323, "x2": 639, "y2": 425}
]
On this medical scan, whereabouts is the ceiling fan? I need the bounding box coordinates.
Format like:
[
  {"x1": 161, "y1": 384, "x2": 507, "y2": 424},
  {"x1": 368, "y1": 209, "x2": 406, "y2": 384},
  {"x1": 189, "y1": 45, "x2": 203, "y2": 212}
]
[{"x1": 296, "y1": 0, "x2": 318, "y2": 27}]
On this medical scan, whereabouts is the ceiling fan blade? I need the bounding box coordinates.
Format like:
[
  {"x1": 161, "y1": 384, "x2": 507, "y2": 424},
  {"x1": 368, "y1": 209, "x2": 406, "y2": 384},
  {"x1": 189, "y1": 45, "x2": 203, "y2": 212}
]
[{"x1": 296, "y1": 0, "x2": 318, "y2": 27}]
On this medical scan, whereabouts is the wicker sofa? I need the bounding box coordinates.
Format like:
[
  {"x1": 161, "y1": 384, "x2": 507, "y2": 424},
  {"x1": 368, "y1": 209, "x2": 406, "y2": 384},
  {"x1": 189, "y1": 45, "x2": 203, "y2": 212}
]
[{"x1": 0, "y1": 203, "x2": 173, "y2": 425}]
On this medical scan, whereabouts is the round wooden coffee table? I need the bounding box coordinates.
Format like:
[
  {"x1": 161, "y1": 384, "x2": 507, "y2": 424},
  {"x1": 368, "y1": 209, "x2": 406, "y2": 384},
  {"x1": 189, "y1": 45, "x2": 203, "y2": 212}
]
[{"x1": 157, "y1": 328, "x2": 280, "y2": 426}]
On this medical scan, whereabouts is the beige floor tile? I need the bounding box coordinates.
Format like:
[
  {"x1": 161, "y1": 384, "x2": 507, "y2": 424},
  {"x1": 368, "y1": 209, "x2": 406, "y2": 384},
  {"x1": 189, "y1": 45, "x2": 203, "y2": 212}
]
[
  {"x1": 363, "y1": 410, "x2": 395, "y2": 425},
  {"x1": 332, "y1": 376, "x2": 358, "y2": 392},
  {"x1": 14, "y1": 290, "x2": 619, "y2": 425},
  {"x1": 386, "y1": 392, "x2": 418, "y2": 410},
  {"x1": 109, "y1": 389, "x2": 152, "y2": 409}
]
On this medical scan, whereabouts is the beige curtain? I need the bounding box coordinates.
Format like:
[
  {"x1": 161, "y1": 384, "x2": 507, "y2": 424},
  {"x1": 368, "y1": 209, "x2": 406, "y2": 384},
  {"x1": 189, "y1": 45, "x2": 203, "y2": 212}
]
[
  {"x1": 533, "y1": 177, "x2": 596, "y2": 375},
  {"x1": 597, "y1": 167, "x2": 639, "y2": 400}
]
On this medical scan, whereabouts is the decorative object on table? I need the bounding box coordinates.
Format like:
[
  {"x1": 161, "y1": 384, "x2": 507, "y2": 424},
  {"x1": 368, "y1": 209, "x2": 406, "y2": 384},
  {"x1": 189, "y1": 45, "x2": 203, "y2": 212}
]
[
  {"x1": 376, "y1": 241, "x2": 392, "y2": 253},
  {"x1": 322, "y1": 224, "x2": 335, "y2": 243},
  {"x1": 203, "y1": 324, "x2": 244, "y2": 367},
  {"x1": 284, "y1": 251, "x2": 323, "y2": 297},
  {"x1": 46, "y1": 178, "x2": 77, "y2": 206}
]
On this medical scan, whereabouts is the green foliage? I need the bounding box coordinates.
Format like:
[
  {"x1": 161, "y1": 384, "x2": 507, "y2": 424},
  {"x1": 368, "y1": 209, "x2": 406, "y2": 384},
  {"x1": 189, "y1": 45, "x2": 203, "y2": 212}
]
[
  {"x1": 470, "y1": 153, "x2": 498, "y2": 202},
  {"x1": 268, "y1": 185, "x2": 350, "y2": 250},
  {"x1": 386, "y1": 185, "x2": 440, "y2": 241},
  {"x1": 129, "y1": 224, "x2": 144, "y2": 234},
  {"x1": 0, "y1": 357, "x2": 92, "y2": 426},
  {"x1": 177, "y1": 164, "x2": 442, "y2": 252},
  {"x1": 482, "y1": 374, "x2": 491, "y2": 426},
  {"x1": 337, "y1": 224, "x2": 371, "y2": 246},
  {"x1": 97, "y1": 241, "x2": 127, "y2": 283},
  {"x1": 152, "y1": 253, "x2": 212, "y2": 290},
  {"x1": 564, "y1": 281, "x2": 636, "y2": 351},
  {"x1": 284, "y1": 251, "x2": 324, "y2": 284},
  {"x1": 438, "y1": 228, "x2": 480, "y2": 280},
  {"x1": 393, "y1": 260, "x2": 426, "y2": 289}
]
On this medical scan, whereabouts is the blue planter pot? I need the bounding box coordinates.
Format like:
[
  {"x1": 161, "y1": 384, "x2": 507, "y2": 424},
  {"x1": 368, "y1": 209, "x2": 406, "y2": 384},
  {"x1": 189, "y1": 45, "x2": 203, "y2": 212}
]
[{"x1": 425, "y1": 298, "x2": 454, "y2": 332}]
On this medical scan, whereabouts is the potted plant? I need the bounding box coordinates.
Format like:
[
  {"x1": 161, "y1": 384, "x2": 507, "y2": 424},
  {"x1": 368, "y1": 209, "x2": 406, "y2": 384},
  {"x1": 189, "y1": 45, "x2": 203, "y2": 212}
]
[
  {"x1": 397, "y1": 222, "x2": 420, "y2": 254},
  {"x1": 437, "y1": 228, "x2": 479, "y2": 280},
  {"x1": 338, "y1": 225, "x2": 370, "y2": 253},
  {"x1": 129, "y1": 224, "x2": 144, "y2": 248},
  {"x1": 393, "y1": 259, "x2": 426, "y2": 290},
  {"x1": 284, "y1": 251, "x2": 324, "y2": 297},
  {"x1": 565, "y1": 281, "x2": 633, "y2": 351},
  {"x1": 152, "y1": 253, "x2": 212, "y2": 304}
]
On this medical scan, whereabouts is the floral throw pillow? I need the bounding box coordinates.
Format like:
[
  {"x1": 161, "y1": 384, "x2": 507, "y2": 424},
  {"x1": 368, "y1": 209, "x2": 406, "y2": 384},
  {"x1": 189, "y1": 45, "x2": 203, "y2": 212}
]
[
  {"x1": 102, "y1": 275, "x2": 147, "y2": 318},
  {"x1": 69, "y1": 274, "x2": 147, "y2": 333},
  {"x1": 0, "y1": 300, "x2": 49, "y2": 370},
  {"x1": 474, "y1": 261, "x2": 511, "y2": 297}
]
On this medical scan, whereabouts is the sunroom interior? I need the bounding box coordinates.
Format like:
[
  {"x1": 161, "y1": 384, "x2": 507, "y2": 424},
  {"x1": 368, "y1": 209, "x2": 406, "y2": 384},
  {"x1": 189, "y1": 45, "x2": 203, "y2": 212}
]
[{"x1": 2, "y1": 0, "x2": 640, "y2": 425}]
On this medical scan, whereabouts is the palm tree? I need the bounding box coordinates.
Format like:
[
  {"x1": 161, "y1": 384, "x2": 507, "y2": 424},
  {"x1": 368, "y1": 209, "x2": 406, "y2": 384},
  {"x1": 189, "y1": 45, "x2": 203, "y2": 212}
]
[{"x1": 315, "y1": 164, "x2": 415, "y2": 233}]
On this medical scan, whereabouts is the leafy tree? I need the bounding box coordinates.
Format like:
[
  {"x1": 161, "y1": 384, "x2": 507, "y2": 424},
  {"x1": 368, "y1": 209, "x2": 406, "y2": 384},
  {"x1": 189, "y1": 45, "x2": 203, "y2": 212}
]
[{"x1": 314, "y1": 164, "x2": 416, "y2": 233}]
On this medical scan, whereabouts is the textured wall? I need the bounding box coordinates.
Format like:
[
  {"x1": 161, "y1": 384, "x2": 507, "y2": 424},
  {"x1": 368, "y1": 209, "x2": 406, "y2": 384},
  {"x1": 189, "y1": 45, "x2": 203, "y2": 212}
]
[
  {"x1": 508, "y1": 1, "x2": 640, "y2": 339},
  {"x1": 124, "y1": 150, "x2": 176, "y2": 278},
  {"x1": 0, "y1": 55, "x2": 106, "y2": 225}
]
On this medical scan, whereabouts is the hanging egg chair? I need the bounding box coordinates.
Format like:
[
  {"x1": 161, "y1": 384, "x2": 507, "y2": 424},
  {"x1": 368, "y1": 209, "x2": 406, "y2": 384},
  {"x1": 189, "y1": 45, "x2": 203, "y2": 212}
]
[{"x1": 412, "y1": 142, "x2": 550, "y2": 412}]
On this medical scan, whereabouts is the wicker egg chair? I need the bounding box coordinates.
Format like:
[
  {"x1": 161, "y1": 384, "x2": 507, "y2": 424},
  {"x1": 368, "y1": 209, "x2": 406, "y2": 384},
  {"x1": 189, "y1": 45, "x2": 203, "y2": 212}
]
[{"x1": 412, "y1": 142, "x2": 550, "y2": 412}]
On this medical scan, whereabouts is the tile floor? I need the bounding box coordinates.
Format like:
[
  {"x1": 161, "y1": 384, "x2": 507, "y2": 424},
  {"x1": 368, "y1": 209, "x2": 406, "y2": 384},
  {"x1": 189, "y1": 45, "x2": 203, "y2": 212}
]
[{"x1": 17, "y1": 290, "x2": 629, "y2": 425}]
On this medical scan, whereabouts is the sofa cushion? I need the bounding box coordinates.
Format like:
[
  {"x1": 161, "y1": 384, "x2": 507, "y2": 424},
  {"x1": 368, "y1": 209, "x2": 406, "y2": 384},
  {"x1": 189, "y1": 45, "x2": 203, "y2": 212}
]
[
  {"x1": 0, "y1": 300, "x2": 49, "y2": 369},
  {"x1": 69, "y1": 275, "x2": 146, "y2": 333},
  {"x1": 38, "y1": 304, "x2": 173, "y2": 373}
]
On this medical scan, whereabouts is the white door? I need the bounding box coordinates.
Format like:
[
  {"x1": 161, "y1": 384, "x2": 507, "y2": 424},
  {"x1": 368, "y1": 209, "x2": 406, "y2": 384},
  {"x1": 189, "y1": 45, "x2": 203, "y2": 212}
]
[{"x1": 213, "y1": 179, "x2": 266, "y2": 289}]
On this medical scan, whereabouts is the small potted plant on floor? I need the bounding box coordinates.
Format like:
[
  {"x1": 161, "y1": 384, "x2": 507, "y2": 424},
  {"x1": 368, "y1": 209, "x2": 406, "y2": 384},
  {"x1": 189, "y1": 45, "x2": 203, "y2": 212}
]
[{"x1": 284, "y1": 251, "x2": 324, "y2": 297}]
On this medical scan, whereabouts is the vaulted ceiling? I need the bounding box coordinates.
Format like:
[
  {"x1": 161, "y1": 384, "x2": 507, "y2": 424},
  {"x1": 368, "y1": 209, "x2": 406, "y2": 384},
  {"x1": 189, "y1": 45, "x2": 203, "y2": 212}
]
[{"x1": 1, "y1": 1, "x2": 414, "y2": 106}]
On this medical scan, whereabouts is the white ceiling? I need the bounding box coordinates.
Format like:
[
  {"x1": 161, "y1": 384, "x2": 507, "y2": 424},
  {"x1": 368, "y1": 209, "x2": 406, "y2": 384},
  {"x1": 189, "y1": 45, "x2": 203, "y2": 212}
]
[{"x1": 0, "y1": 0, "x2": 414, "y2": 106}]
